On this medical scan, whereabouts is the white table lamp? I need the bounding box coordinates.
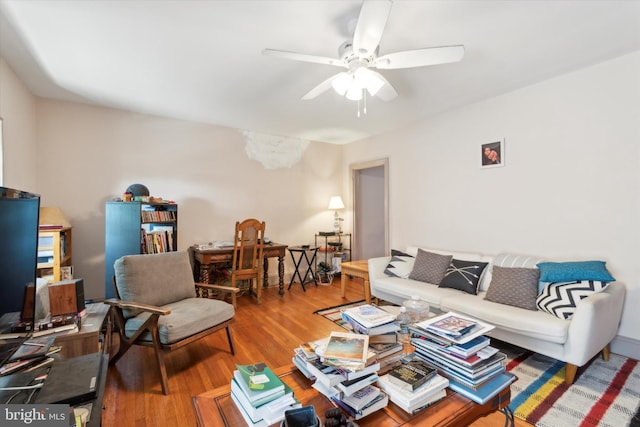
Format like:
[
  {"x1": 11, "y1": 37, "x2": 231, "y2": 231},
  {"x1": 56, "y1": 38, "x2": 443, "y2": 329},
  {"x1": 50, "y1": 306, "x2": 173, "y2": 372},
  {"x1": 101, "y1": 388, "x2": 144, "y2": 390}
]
[{"x1": 328, "y1": 196, "x2": 344, "y2": 233}]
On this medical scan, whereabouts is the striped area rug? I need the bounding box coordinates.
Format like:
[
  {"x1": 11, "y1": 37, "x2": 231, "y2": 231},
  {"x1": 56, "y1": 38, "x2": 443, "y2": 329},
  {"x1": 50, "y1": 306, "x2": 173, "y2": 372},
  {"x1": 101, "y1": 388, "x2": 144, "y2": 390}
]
[{"x1": 505, "y1": 348, "x2": 640, "y2": 427}]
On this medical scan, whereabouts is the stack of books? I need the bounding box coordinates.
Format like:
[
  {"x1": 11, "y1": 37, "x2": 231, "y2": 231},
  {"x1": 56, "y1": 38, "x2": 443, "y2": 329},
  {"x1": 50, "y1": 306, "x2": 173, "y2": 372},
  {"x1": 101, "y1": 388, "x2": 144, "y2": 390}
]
[
  {"x1": 292, "y1": 331, "x2": 389, "y2": 420},
  {"x1": 377, "y1": 359, "x2": 449, "y2": 414},
  {"x1": 409, "y1": 312, "x2": 517, "y2": 404},
  {"x1": 230, "y1": 362, "x2": 300, "y2": 426},
  {"x1": 340, "y1": 304, "x2": 403, "y2": 372}
]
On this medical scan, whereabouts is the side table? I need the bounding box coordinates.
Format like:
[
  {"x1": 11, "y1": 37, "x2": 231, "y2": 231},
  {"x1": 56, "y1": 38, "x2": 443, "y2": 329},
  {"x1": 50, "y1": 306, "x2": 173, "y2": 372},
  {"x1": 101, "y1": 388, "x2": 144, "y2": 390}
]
[
  {"x1": 340, "y1": 260, "x2": 371, "y2": 304},
  {"x1": 288, "y1": 247, "x2": 319, "y2": 291}
]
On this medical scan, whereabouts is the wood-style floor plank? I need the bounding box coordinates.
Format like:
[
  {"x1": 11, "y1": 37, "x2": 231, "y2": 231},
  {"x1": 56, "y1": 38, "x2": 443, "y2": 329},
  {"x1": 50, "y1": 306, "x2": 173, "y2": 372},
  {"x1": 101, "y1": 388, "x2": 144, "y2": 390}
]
[{"x1": 101, "y1": 278, "x2": 532, "y2": 427}]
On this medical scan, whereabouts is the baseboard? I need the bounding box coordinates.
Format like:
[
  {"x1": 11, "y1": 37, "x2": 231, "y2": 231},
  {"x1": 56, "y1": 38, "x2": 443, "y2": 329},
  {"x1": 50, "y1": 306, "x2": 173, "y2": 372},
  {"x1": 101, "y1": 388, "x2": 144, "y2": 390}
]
[{"x1": 611, "y1": 335, "x2": 640, "y2": 360}]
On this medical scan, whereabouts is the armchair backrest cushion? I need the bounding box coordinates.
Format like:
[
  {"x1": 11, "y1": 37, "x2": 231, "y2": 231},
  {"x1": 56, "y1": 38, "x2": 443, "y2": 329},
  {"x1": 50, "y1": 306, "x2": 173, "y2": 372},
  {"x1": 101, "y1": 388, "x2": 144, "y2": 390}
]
[{"x1": 115, "y1": 251, "x2": 197, "y2": 318}]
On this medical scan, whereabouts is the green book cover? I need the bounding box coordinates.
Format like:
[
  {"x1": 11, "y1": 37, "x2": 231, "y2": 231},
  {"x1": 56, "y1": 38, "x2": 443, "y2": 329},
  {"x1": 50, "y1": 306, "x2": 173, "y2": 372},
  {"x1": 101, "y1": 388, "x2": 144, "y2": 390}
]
[{"x1": 236, "y1": 362, "x2": 284, "y2": 392}]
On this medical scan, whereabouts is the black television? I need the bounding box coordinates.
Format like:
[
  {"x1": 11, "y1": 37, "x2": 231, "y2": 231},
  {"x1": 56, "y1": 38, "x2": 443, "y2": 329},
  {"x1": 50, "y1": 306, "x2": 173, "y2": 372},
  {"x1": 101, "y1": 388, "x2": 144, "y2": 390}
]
[{"x1": 0, "y1": 186, "x2": 40, "y2": 324}]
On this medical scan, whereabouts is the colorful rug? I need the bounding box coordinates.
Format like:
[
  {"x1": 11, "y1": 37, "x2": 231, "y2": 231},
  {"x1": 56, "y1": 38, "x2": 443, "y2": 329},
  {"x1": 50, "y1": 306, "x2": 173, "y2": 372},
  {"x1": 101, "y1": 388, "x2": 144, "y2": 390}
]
[
  {"x1": 504, "y1": 347, "x2": 640, "y2": 427},
  {"x1": 313, "y1": 302, "x2": 640, "y2": 427},
  {"x1": 313, "y1": 300, "x2": 365, "y2": 332}
]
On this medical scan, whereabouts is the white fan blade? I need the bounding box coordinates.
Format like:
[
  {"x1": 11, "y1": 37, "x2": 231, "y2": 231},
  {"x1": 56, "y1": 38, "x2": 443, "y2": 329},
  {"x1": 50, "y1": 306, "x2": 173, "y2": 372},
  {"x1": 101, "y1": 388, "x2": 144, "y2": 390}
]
[
  {"x1": 302, "y1": 73, "x2": 343, "y2": 100},
  {"x1": 262, "y1": 48, "x2": 344, "y2": 67},
  {"x1": 370, "y1": 71, "x2": 397, "y2": 101},
  {"x1": 375, "y1": 45, "x2": 465, "y2": 69},
  {"x1": 352, "y1": 0, "x2": 392, "y2": 57}
]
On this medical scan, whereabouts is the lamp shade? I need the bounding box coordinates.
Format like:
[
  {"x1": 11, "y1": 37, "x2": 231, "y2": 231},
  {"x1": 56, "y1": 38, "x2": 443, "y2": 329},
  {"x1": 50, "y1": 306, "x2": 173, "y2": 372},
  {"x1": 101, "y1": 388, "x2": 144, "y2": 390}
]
[{"x1": 328, "y1": 196, "x2": 345, "y2": 210}]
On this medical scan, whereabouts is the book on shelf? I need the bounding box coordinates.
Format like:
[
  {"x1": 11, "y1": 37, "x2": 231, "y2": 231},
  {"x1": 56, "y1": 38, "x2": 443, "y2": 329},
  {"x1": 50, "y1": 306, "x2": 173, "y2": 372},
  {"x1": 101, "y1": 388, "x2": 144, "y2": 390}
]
[
  {"x1": 321, "y1": 331, "x2": 369, "y2": 370},
  {"x1": 304, "y1": 359, "x2": 344, "y2": 388},
  {"x1": 331, "y1": 392, "x2": 389, "y2": 420},
  {"x1": 447, "y1": 372, "x2": 517, "y2": 405},
  {"x1": 231, "y1": 390, "x2": 300, "y2": 427},
  {"x1": 233, "y1": 369, "x2": 286, "y2": 407},
  {"x1": 335, "y1": 372, "x2": 379, "y2": 396},
  {"x1": 412, "y1": 342, "x2": 507, "y2": 378},
  {"x1": 387, "y1": 360, "x2": 437, "y2": 391},
  {"x1": 377, "y1": 374, "x2": 448, "y2": 414},
  {"x1": 340, "y1": 385, "x2": 381, "y2": 411},
  {"x1": 414, "y1": 312, "x2": 495, "y2": 344},
  {"x1": 292, "y1": 356, "x2": 314, "y2": 380},
  {"x1": 413, "y1": 349, "x2": 506, "y2": 389},
  {"x1": 341, "y1": 304, "x2": 396, "y2": 329}
]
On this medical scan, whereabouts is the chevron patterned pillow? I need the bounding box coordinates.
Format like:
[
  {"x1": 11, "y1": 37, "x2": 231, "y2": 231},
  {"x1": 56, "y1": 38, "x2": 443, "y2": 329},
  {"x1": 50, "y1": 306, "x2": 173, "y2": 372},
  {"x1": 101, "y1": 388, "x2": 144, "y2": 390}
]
[{"x1": 537, "y1": 280, "x2": 609, "y2": 319}]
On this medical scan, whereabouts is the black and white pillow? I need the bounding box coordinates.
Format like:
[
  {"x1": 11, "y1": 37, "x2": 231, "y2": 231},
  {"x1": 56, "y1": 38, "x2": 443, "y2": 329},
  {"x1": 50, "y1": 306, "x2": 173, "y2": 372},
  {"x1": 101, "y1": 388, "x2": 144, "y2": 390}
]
[
  {"x1": 537, "y1": 280, "x2": 609, "y2": 319},
  {"x1": 439, "y1": 259, "x2": 488, "y2": 295},
  {"x1": 384, "y1": 250, "x2": 415, "y2": 278}
]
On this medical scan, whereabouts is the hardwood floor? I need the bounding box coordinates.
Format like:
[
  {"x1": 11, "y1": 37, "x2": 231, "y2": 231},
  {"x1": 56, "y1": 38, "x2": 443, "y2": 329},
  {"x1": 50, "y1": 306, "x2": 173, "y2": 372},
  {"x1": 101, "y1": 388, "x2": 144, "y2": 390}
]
[{"x1": 101, "y1": 278, "x2": 532, "y2": 426}]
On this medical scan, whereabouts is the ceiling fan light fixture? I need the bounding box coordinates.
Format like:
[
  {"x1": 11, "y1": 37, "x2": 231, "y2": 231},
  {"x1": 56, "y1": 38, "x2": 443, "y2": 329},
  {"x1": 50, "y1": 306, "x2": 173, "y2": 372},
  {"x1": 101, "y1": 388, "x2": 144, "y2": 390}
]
[
  {"x1": 345, "y1": 83, "x2": 363, "y2": 101},
  {"x1": 331, "y1": 72, "x2": 352, "y2": 96},
  {"x1": 356, "y1": 68, "x2": 384, "y2": 96}
]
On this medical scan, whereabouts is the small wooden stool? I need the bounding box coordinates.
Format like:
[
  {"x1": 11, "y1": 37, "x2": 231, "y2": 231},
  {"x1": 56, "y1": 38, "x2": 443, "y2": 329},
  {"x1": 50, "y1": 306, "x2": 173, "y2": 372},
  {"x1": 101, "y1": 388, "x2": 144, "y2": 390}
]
[{"x1": 340, "y1": 260, "x2": 371, "y2": 303}]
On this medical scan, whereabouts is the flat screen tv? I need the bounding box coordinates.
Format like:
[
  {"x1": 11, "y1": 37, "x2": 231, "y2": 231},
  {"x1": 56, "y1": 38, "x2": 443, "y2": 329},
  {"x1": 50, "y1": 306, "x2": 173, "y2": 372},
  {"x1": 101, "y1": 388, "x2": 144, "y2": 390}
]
[{"x1": 0, "y1": 186, "x2": 40, "y2": 324}]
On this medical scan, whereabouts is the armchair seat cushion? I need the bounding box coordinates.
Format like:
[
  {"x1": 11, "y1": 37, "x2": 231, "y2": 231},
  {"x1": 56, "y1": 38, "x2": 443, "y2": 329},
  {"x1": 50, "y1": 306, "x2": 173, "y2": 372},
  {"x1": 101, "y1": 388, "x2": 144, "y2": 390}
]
[{"x1": 125, "y1": 298, "x2": 234, "y2": 345}]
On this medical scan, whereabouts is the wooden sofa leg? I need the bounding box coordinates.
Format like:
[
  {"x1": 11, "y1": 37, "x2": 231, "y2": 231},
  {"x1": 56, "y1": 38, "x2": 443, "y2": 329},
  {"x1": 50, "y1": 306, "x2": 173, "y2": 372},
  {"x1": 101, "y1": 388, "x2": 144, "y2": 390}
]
[
  {"x1": 565, "y1": 363, "x2": 578, "y2": 385},
  {"x1": 601, "y1": 344, "x2": 610, "y2": 361},
  {"x1": 150, "y1": 325, "x2": 170, "y2": 395}
]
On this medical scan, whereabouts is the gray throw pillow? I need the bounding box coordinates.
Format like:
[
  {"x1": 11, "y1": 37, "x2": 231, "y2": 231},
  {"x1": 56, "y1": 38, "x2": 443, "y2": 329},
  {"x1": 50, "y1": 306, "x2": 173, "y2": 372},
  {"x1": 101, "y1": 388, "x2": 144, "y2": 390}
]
[
  {"x1": 484, "y1": 266, "x2": 540, "y2": 311},
  {"x1": 408, "y1": 249, "x2": 452, "y2": 285}
]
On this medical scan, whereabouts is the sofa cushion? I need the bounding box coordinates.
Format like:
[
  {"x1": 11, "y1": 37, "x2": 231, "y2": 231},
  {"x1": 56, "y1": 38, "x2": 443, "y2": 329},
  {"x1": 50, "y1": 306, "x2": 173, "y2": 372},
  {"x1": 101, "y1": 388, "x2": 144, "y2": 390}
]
[
  {"x1": 536, "y1": 261, "x2": 616, "y2": 283},
  {"x1": 484, "y1": 266, "x2": 540, "y2": 310},
  {"x1": 370, "y1": 275, "x2": 462, "y2": 308},
  {"x1": 409, "y1": 249, "x2": 452, "y2": 285},
  {"x1": 536, "y1": 280, "x2": 609, "y2": 319},
  {"x1": 482, "y1": 253, "x2": 545, "y2": 292},
  {"x1": 441, "y1": 292, "x2": 569, "y2": 344},
  {"x1": 384, "y1": 249, "x2": 415, "y2": 278},
  {"x1": 438, "y1": 259, "x2": 488, "y2": 295},
  {"x1": 125, "y1": 297, "x2": 234, "y2": 345}
]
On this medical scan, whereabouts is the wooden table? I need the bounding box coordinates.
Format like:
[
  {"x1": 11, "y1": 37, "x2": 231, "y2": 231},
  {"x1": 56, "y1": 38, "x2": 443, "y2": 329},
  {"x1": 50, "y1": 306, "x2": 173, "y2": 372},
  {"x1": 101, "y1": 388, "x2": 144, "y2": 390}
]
[
  {"x1": 192, "y1": 243, "x2": 288, "y2": 295},
  {"x1": 341, "y1": 259, "x2": 371, "y2": 304},
  {"x1": 192, "y1": 364, "x2": 512, "y2": 427},
  {"x1": 54, "y1": 302, "x2": 110, "y2": 358}
]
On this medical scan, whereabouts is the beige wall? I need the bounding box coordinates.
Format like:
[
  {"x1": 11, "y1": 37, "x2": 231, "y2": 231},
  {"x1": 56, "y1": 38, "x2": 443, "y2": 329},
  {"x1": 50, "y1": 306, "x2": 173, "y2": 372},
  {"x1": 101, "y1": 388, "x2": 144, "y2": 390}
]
[
  {"x1": 343, "y1": 51, "x2": 640, "y2": 358},
  {"x1": 0, "y1": 58, "x2": 37, "y2": 190}
]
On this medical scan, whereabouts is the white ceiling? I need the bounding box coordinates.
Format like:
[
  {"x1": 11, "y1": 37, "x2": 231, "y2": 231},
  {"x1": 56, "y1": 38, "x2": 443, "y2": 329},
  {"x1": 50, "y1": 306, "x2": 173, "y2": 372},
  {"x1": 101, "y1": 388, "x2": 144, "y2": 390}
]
[{"x1": 1, "y1": 0, "x2": 639, "y2": 144}]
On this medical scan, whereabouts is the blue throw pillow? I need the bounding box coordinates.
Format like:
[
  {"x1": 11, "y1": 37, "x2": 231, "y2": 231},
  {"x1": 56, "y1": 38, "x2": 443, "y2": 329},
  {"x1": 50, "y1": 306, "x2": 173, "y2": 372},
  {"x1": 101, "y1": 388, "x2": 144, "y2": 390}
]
[{"x1": 536, "y1": 261, "x2": 615, "y2": 283}]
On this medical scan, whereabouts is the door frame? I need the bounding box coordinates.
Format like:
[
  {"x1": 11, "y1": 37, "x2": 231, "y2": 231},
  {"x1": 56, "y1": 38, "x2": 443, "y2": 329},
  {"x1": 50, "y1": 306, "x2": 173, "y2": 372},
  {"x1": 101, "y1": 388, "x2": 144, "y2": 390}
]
[{"x1": 350, "y1": 158, "x2": 389, "y2": 260}]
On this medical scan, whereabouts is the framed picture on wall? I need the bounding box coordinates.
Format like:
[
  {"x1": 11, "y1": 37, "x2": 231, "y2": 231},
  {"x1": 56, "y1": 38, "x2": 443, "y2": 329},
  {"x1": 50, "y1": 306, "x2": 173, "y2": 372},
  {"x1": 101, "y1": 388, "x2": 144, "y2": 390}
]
[{"x1": 481, "y1": 139, "x2": 504, "y2": 168}]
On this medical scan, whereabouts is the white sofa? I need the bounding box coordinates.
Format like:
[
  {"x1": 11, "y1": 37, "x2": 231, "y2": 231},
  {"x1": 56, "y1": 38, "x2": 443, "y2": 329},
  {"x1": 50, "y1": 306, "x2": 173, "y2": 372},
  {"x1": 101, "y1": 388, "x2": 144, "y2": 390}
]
[{"x1": 368, "y1": 246, "x2": 626, "y2": 384}]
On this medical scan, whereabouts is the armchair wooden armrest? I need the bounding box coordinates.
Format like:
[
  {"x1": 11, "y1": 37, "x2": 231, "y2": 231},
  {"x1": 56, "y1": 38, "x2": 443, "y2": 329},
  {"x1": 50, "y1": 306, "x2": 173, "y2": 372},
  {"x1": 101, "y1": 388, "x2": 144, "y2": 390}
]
[
  {"x1": 195, "y1": 283, "x2": 239, "y2": 308},
  {"x1": 104, "y1": 298, "x2": 172, "y2": 316}
]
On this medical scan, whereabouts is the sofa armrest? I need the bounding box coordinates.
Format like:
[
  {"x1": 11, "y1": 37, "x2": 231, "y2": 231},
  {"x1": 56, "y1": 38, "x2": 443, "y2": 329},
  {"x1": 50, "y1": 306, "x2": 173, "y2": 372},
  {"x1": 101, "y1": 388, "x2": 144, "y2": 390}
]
[
  {"x1": 368, "y1": 256, "x2": 391, "y2": 282},
  {"x1": 564, "y1": 282, "x2": 626, "y2": 366}
]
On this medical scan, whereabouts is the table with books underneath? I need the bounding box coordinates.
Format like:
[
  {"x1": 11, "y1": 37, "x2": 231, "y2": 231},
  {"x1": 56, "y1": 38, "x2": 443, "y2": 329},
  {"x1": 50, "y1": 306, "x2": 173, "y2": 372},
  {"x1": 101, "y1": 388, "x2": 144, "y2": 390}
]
[{"x1": 192, "y1": 304, "x2": 516, "y2": 427}]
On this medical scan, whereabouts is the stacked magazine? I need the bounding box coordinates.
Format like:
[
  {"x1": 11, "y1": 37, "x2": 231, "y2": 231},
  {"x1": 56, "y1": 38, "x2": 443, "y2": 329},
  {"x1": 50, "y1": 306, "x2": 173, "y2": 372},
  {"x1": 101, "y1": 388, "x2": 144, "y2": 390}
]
[
  {"x1": 409, "y1": 312, "x2": 516, "y2": 404},
  {"x1": 340, "y1": 304, "x2": 403, "y2": 371},
  {"x1": 292, "y1": 331, "x2": 389, "y2": 420},
  {"x1": 230, "y1": 362, "x2": 301, "y2": 426},
  {"x1": 377, "y1": 359, "x2": 449, "y2": 414}
]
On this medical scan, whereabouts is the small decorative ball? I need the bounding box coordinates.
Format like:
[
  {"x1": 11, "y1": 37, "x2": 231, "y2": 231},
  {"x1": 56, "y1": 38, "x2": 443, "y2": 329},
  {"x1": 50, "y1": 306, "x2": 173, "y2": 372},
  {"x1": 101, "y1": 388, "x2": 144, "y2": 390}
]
[{"x1": 126, "y1": 184, "x2": 150, "y2": 197}]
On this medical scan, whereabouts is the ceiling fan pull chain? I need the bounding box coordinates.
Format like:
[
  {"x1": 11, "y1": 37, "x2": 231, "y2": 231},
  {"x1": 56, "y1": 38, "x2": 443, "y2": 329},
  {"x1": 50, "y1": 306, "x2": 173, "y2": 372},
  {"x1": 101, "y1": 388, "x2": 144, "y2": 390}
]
[{"x1": 363, "y1": 89, "x2": 368, "y2": 115}]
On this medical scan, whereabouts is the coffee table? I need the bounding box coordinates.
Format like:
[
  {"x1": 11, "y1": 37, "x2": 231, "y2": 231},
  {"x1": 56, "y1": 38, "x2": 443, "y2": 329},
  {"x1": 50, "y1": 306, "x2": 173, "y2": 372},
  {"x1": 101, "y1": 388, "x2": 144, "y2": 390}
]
[{"x1": 192, "y1": 364, "x2": 513, "y2": 427}]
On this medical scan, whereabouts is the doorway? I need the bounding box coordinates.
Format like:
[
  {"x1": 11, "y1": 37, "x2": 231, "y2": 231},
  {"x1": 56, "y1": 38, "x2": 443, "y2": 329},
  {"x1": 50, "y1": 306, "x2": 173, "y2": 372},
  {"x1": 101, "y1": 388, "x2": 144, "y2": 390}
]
[{"x1": 351, "y1": 158, "x2": 389, "y2": 260}]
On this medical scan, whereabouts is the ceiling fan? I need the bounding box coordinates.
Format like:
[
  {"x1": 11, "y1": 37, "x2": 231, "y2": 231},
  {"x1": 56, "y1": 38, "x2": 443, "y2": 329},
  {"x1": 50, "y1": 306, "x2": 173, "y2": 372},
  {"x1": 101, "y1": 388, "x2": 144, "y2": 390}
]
[{"x1": 263, "y1": 0, "x2": 464, "y2": 105}]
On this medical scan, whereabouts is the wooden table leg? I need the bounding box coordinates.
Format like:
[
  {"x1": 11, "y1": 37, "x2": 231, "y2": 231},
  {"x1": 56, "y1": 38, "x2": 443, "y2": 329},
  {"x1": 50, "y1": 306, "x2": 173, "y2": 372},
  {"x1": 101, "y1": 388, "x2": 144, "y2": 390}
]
[
  {"x1": 263, "y1": 258, "x2": 269, "y2": 288},
  {"x1": 341, "y1": 273, "x2": 347, "y2": 299},
  {"x1": 278, "y1": 255, "x2": 285, "y2": 295},
  {"x1": 364, "y1": 276, "x2": 371, "y2": 304}
]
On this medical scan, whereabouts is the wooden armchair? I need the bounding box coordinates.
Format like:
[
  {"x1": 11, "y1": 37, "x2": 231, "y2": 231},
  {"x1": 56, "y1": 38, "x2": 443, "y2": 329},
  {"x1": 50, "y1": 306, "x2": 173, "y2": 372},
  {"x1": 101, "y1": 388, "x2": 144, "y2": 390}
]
[{"x1": 104, "y1": 251, "x2": 239, "y2": 394}]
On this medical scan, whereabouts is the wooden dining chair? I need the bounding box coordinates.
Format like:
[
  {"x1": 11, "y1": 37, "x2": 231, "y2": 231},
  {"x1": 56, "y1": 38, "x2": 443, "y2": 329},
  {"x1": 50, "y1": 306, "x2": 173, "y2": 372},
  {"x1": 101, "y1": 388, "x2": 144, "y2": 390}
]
[{"x1": 230, "y1": 218, "x2": 266, "y2": 304}]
